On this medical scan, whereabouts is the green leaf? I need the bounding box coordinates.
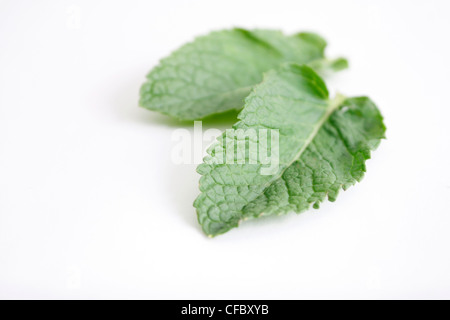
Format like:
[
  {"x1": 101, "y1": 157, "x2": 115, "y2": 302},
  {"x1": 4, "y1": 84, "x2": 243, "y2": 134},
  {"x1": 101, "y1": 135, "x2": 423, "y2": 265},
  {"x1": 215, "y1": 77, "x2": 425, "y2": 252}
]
[
  {"x1": 140, "y1": 28, "x2": 347, "y2": 120},
  {"x1": 194, "y1": 64, "x2": 385, "y2": 237}
]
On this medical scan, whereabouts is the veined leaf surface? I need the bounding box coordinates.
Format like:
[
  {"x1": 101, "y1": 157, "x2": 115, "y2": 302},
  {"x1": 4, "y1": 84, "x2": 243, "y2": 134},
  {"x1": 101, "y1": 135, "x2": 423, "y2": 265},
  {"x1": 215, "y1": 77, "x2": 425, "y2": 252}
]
[{"x1": 194, "y1": 64, "x2": 385, "y2": 236}]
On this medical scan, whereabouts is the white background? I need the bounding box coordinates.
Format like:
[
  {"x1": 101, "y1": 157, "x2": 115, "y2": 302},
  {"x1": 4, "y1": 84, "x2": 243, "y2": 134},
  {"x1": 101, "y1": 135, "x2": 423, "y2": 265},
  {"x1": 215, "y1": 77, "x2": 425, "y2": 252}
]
[{"x1": 1, "y1": 0, "x2": 449, "y2": 299}]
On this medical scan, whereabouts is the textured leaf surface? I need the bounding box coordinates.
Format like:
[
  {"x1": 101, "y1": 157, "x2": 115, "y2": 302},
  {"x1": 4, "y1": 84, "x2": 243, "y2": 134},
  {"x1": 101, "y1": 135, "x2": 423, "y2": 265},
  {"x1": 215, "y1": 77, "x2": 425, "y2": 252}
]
[
  {"x1": 140, "y1": 28, "x2": 347, "y2": 120},
  {"x1": 194, "y1": 64, "x2": 385, "y2": 236}
]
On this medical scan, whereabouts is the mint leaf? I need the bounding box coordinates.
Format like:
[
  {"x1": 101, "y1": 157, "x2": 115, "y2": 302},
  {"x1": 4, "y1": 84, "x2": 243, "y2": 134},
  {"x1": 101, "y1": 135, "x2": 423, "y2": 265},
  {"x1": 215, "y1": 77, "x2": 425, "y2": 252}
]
[
  {"x1": 194, "y1": 64, "x2": 385, "y2": 237},
  {"x1": 140, "y1": 28, "x2": 347, "y2": 120}
]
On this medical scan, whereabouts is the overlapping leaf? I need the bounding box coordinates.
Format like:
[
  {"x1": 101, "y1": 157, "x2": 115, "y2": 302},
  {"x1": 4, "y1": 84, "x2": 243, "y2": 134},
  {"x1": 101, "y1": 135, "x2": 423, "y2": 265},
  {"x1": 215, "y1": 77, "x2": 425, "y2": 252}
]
[
  {"x1": 194, "y1": 64, "x2": 385, "y2": 236},
  {"x1": 140, "y1": 29, "x2": 347, "y2": 120}
]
